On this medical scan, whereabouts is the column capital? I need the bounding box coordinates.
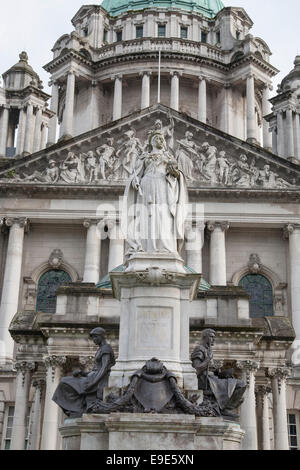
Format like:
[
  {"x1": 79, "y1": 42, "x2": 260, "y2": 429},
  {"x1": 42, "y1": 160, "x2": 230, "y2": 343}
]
[
  {"x1": 139, "y1": 71, "x2": 152, "y2": 77},
  {"x1": 44, "y1": 355, "x2": 67, "y2": 382},
  {"x1": 207, "y1": 221, "x2": 229, "y2": 233},
  {"x1": 283, "y1": 223, "x2": 300, "y2": 239},
  {"x1": 111, "y1": 74, "x2": 123, "y2": 81},
  {"x1": 170, "y1": 70, "x2": 182, "y2": 77},
  {"x1": 245, "y1": 72, "x2": 255, "y2": 80},
  {"x1": 5, "y1": 217, "x2": 29, "y2": 231},
  {"x1": 267, "y1": 366, "x2": 291, "y2": 393},
  {"x1": 236, "y1": 360, "x2": 260, "y2": 386},
  {"x1": 198, "y1": 75, "x2": 207, "y2": 82},
  {"x1": 14, "y1": 361, "x2": 36, "y2": 385},
  {"x1": 32, "y1": 378, "x2": 46, "y2": 391},
  {"x1": 83, "y1": 218, "x2": 102, "y2": 229}
]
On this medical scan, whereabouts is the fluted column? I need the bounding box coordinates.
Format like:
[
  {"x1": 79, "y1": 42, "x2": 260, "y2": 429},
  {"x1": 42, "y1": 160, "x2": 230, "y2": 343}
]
[
  {"x1": 83, "y1": 219, "x2": 101, "y2": 283},
  {"x1": 267, "y1": 367, "x2": 290, "y2": 450},
  {"x1": 10, "y1": 361, "x2": 36, "y2": 450},
  {"x1": 185, "y1": 221, "x2": 204, "y2": 273},
  {"x1": 33, "y1": 107, "x2": 43, "y2": 153},
  {"x1": 256, "y1": 385, "x2": 271, "y2": 450},
  {"x1": 40, "y1": 123, "x2": 47, "y2": 151},
  {"x1": 262, "y1": 85, "x2": 272, "y2": 150},
  {"x1": 47, "y1": 81, "x2": 59, "y2": 145},
  {"x1": 284, "y1": 224, "x2": 300, "y2": 345},
  {"x1": 286, "y1": 107, "x2": 295, "y2": 159},
  {"x1": 198, "y1": 77, "x2": 207, "y2": 123},
  {"x1": 0, "y1": 106, "x2": 9, "y2": 156},
  {"x1": 207, "y1": 221, "x2": 229, "y2": 286},
  {"x1": 41, "y1": 355, "x2": 66, "y2": 450},
  {"x1": 0, "y1": 218, "x2": 28, "y2": 363},
  {"x1": 24, "y1": 103, "x2": 34, "y2": 154},
  {"x1": 16, "y1": 107, "x2": 26, "y2": 155},
  {"x1": 246, "y1": 74, "x2": 257, "y2": 143},
  {"x1": 277, "y1": 111, "x2": 285, "y2": 158},
  {"x1": 28, "y1": 378, "x2": 45, "y2": 450},
  {"x1": 61, "y1": 72, "x2": 75, "y2": 138},
  {"x1": 170, "y1": 72, "x2": 180, "y2": 111},
  {"x1": 141, "y1": 71, "x2": 151, "y2": 110},
  {"x1": 113, "y1": 75, "x2": 123, "y2": 121},
  {"x1": 108, "y1": 221, "x2": 124, "y2": 272},
  {"x1": 236, "y1": 360, "x2": 259, "y2": 450},
  {"x1": 295, "y1": 113, "x2": 300, "y2": 161}
]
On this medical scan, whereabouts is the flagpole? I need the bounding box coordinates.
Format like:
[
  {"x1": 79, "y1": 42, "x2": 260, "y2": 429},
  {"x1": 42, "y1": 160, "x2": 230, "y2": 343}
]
[{"x1": 158, "y1": 49, "x2": 161, "y2": 103}]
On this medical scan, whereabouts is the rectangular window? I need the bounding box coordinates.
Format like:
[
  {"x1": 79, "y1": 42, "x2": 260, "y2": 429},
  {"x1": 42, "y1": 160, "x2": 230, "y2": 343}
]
[
  {"x1": 216, "y1": 31, "x2": 221, "y2": 43},
  {"x1": 236, "y1": 31, "x2": 240, "y2": 40},
  {"x1": 288, "y1": 414, "x2": 298, "y2": 450},
  {"x1": 103, "y1": 30, "x2": 108, "y2": 42},
  {"x1": 4, "y1": 406, "x2": 14, "y2": 450},
  {"x1": 201, "y1": 31, "x2": 207, "y2": 43},
  {"x1": 180, "y1": 27, "x2": 188, "y2": 39},
  {"x1": 158, "y1": 24, "x2": 166, "y2": 37},
  {"x1": 116, "y1": 30, "x2": 122, "y2": 42},
  {"x1": 136, "y1": 26, "x2": 143, "y2": 39}
]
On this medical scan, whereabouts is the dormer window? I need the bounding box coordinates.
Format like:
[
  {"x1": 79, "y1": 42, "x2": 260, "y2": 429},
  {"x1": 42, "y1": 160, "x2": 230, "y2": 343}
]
[
  {"x1": 201, "y1": 31, "x2": 207, "y2": 43},
  {"x1": 158, "y1": 24, "x2": 166, "y2": 38},
  {"x1": 180, "y1": 27, "x2": 188, "y2": 39},
  {"x1": 136, "y1": 25, "x2": 143, "y2": 39},
  {"x1": 116, "y1": 30, "x2": 123, "y2": 42}
]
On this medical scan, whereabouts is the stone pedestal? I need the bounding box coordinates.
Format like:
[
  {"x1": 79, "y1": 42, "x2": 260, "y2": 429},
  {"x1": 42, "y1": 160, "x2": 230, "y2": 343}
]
[
  {"x1": 60, "y1": 414, "x2": 244, "y2": 451},
  {"x1": 109, "y1": 253, "x2": 200, "y2": 389}
]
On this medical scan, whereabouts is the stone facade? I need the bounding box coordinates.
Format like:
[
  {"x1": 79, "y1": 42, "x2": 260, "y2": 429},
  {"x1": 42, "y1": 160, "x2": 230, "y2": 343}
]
[{"x1": 0, "y1": 0, "x2": 300, "y2": 451}]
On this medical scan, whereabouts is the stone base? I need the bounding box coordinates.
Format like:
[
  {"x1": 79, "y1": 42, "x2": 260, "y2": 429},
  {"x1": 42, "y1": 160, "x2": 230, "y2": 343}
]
[
  {"x1": 60, "y1": 413, "x2": 244, "y2": 451},
  {"x1": 124, "y1": 251, "x2": 186, "y2": 274}
]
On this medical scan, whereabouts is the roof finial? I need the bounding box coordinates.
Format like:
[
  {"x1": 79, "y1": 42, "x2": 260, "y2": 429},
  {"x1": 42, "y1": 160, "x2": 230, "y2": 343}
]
[{"x1": 19, "y1": 51, "x2": 28, "y2": 63}]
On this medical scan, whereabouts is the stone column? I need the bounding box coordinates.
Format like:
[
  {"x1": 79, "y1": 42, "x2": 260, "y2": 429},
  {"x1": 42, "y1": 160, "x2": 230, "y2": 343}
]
[
  {"x1": 40, "y1": 123, "x2": 48, "y2": 151},
  {"x1": 28, "y1": 378, "x2": 45, "y2": 450},
  {"x1": 271, "y1": 125, "x2": 278, "y2": 155},
  {"x1": 62, "y1": 72, "x2": 75, "y2": 138},
  {"x1": 48, "y1": 81, "x2": 59, "y2": 145},
  {"x1": 295, "y1": 113, "x2": 300, "y2": 161},
  {"x1": 170, "y1": 72, "x2": 180, "y2": 111},
  {"x1": 221, "y1": 83, "x2": 232, "y2": 134},
  {"x1": 286, "y1": 107, "x2": 295, "y2": 160},
  {"x1": 207, "y1": 221, "x2": 229, "y2": 286},
  {"x1": 246, "y1": 74, "x2": 257, "y2": 143},
  {"x1": 113, "y1": 75, "x2": 123, "y2": 121},
  {"x1": 140, "y1": 71, "x2": 151, "y2": 110},
  {"x1": 267, "y1": 367, "x2": 290, "y2": 450},
  {"x1": 256, "y1": 385, "x2": 271, "y2": 450},
  {"x1": 0, "y1": 218, "x2": 28, "y2": 363},
  {"x1": 185, "y1": 221, "x2": 204, "y2": 273},
  {"x1": 277, "y1": 111, "x2": 285, "y2": 158},
  {"x1": 108, "y1": 221, "x2": 124, "y2": 272},
  {"x1": 284, "y1": 224, "x2": 300, "y2": 345},
  {"x1": 236, "y1": 360, "x2": 259, "y2": 450},
  {"x1": 83, "y1": 219, "x2": 101, "y2": 283},
  {"x1": 0, "y1": 106, "x2": 9, "y2": 156},
  {"x1": 23, "y1": 103, "x2": 34, "y2": 154},
  {"x1": 262, "y1": 85, "x2": 272, "y2": 150},
  {"x1": 41, "y1": 355, "x2": 66, "y2": 450},
  {"x1": 16, "y1": 107, "x2": 26, "y2": 155},
  {"x1": 198, "y1": 77, "x2": 207, "y2": 123},
  {"x1": 10, "y1": 361, "x2": 36, "y2": 450},
  {"x1": 33, "y1": 107, "x2": 43, "y2": 153}
]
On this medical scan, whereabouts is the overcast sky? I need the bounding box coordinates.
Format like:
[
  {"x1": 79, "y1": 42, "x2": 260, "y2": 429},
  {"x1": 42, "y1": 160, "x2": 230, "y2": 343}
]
[{"x1": 0, "y1": 0, "x2": 299, "y2": 96}]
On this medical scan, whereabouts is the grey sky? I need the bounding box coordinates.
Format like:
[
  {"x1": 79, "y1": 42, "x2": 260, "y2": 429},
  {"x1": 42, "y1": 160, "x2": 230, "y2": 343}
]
[{"x1": 0, "y1": 0, "x2": 299, "y2": 96}]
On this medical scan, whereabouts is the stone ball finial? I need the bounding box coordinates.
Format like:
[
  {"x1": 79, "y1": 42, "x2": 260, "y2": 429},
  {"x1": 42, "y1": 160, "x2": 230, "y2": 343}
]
[{"x1": 19, "y1": 51, "x2": 28, "y2": 63}]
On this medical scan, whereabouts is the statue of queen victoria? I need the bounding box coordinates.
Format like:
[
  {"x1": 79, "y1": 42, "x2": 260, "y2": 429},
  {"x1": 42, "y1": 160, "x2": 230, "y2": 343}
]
[{"x1": 123, "y1": 118, "x2": 188, "y2": 257}]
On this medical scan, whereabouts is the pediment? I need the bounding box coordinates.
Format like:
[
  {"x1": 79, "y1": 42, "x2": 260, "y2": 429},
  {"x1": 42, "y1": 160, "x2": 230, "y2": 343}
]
[{"x1": 1, "y1": 104, "x2": 300, "y2": 193}]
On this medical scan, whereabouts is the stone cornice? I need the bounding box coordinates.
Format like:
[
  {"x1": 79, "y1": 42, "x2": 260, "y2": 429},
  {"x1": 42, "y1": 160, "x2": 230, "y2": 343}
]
[{"x1": 5, "y1": 85, "x2": 51, "y2": 102}]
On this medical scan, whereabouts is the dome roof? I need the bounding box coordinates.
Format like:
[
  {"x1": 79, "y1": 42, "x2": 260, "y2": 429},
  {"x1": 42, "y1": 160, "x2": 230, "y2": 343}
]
[
  {"x1": 3, "y1": 52, "x2": 41, "y2": 83},
  {"x1": 281, "y1": 55, "x2": 300, "y2": 92},
  {"x1": 101, "y1": 0, "x2": 224, "y2": 18}
]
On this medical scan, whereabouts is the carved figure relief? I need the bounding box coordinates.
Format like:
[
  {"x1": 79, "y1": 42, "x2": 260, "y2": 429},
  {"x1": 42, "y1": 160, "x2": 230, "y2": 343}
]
[{"x1": 0, "y1": 117, "x2": 296, "y2": 190}]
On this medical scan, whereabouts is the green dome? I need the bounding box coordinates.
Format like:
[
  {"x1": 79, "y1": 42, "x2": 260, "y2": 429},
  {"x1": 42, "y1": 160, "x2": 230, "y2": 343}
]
[{"x1": 101, "y1": 0, "x2": 224, "y2": 18}]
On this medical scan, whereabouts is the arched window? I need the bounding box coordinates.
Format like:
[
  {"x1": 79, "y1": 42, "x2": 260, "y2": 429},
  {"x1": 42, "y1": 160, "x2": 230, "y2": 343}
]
[
  {"x1": 36, "y1": 270, "x2": 72, "y2": 313},
  {"x1": 239, "y1": 274, "x2": 274, "y2": 318}
]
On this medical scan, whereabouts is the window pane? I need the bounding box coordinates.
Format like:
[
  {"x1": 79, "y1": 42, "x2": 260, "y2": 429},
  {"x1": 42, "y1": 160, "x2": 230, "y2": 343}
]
[
  {"x1": 288, "y1": 414, "x2": 296, "y2": 424},
  {"x1": 5, "y1": 440, "x2": 11, "y2": 450},
  {"x1": 181, "y1": 27, "x2": 188, "y2": 39},
  {"x1": 158, "y1": 25, "x2": 166, "y2": 37},
  {"x1": 36, "y1": 270, "x2": 72, "y2": 314},
  {"x1": 201, "y1": 32, "x2": 207, "y2": 43},
  {"x1": 136, "y1": 26, "x2": 143, "y2": 38},
  {"x1": 116, "y1": 31, "x2": 122, "y2": 42},
  {"x1": 239, "y1": 274, "x2": 274, "y2": 318}
]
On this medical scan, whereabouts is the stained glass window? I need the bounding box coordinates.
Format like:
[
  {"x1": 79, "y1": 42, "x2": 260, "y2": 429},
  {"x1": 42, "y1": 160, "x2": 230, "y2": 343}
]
[
  {"x1": 239, "y1": 274, "x2": 274, "y2": 318},
  {"x1": 36, "y1": 270, "x2": 71, "y2": 314}
]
